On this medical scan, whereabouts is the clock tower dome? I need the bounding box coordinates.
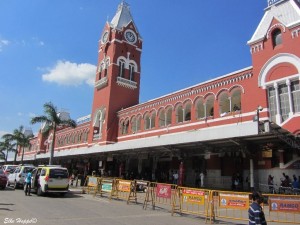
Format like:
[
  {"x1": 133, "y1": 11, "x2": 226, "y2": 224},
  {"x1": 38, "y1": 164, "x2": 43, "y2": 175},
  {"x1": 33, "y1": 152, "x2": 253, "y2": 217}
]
[{"x1": 89, "y1": 1, "x2": 142, "y2": 144}]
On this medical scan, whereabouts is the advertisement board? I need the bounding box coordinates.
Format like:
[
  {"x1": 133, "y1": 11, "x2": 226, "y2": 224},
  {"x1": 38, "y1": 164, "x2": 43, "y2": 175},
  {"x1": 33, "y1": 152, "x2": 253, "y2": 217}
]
[
  {"x1": 219, "y1": 193, "x2": 249, "y2": 209},
  {"x1": 156, "y1": 184, "x2": 171, "y2": 199},
  {"x1": 182, "y1": 188, "x2": 205, "y2": 205}
]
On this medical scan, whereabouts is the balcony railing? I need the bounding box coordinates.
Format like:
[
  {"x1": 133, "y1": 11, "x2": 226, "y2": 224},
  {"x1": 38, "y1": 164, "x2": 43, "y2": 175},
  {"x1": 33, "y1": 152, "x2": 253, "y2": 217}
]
[
  {"x1": 117, "y1": 77, "x2": 137, "y2": 89},
  {"x1": 95, "y1": 77, "x2": 108, "y2": 89}
]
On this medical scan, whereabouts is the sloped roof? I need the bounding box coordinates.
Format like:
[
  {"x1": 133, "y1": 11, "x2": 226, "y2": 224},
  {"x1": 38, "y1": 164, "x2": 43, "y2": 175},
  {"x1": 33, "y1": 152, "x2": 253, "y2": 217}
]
[
  {"x1": 248, "y1": 0, "x2": 300, "y2": 44},
  {"x1": 110, "y1": 1, "x2": 138, "y2": 32}
]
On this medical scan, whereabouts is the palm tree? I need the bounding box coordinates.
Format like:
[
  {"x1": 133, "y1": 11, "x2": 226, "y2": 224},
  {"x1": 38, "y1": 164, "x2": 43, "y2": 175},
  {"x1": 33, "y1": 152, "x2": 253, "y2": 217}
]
[
  {"x1": 31, "y1": 102, "x2": 76, "y2": 165},
  {"x1": 19, "y1": 132, "x2": 34, "y2": 165},
  {"x1": 2, "y1": 126, "x2": 25, "y2": 164},
  {"x1": 0, "y1": 137, "x2": 16, "y2": 164}
]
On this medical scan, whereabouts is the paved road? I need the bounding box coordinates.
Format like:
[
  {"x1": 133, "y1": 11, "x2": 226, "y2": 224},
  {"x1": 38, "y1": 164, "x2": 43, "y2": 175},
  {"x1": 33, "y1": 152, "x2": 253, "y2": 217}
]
[{"x1": 0, "y1": 186, "x2": 280, "y2": 225}]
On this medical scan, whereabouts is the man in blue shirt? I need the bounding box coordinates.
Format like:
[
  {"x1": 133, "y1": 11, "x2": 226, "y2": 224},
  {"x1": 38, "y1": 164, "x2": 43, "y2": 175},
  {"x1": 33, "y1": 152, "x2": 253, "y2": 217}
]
[
  {"x1": 248, "y1": 191, "x2": 267, "y2": 225},
  {"x1": 24, "y1": 171, "x2": 32, "y2": 196}
]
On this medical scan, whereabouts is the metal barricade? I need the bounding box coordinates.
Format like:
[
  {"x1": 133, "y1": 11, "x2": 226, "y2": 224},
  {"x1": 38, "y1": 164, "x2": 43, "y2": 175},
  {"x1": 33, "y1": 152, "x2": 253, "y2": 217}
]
[
  {"x1": 176, "y1": 187, "x2": 211, "y2": 223},
  {"x1": 143, "y1": 182, "x2": 178, "y2": 214},
  {"x1": 211, "y1": 190, "x2": 251, "y2": 222},
  {"x1": 94, "y1": 177, "x2": 115, "y2": 199},
  {"x1": 82, "y1": 176, "x2": 100, "y2": 195},
  {"x1": 263, "y1": 193, "x2": 300, "y2": 224},
  {"x1": 111, "y1": 179, "x2": 135, "y2": 204}
]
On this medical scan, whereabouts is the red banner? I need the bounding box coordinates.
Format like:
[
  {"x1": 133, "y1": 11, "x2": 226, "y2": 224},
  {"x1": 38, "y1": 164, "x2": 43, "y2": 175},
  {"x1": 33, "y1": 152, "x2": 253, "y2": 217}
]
[
  {"x1": 156, "y1": 184, "x2": 171, "y2": 199},
  {"x1": 269, "y1": 197, "x2": 300, "y2": 212}
]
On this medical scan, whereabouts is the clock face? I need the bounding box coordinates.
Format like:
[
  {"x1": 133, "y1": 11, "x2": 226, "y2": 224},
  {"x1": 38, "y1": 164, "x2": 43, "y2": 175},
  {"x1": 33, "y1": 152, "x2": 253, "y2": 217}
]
[
  {"x1": 124, "y1": 30, "x2": 136, "y2": 44},
  {"x1": 101, "y1": 31, "x2": 108, "y2": 44}
]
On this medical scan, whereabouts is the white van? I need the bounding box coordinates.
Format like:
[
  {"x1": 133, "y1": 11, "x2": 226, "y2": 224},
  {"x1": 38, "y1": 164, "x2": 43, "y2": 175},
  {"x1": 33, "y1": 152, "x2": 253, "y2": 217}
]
[
  {"x1": 7, "y1": 165, "x2": 35, "y2": 188},
  {"x1": 31, "y1": 165, "x2": 69, "y2": 196}
]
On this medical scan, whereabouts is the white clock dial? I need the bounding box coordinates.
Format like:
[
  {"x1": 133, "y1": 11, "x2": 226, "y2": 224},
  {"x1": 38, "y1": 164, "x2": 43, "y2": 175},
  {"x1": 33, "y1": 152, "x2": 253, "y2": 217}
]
[
  {"x1": 101, "y1": 31, "x2": 109, "y2": 44},
  {"x1": 124, "y1": 30, "x2": 136, "y2": 44}
]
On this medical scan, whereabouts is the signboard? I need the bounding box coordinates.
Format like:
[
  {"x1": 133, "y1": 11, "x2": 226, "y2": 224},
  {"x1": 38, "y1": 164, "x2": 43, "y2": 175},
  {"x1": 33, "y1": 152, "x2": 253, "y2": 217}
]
[
  {"x1": 88, "y1": 177, "x2": 98, "y2": 187},
  {"x1": 268, "y1": 0, "x2": 282, "y2": 7},
  {"x1": 156, "y1": 184, "x2": 172, "y2": 199},
  {"x1": 269, "y1": 197, "x2": 300, "y2": 213},
  {"x1": 262, "y1": 150, "x2": 272, "y2": 158},
  {"x1": 219, "y1": 193, "x2": 249, "y2": 209},
  {"x1": 182, "y1": 189, "x2": 205, "y2": 205},
  {"x1": 117, "y1": 180, "x2": 131, "y2": 192},
  {"x1": 102, "y1": 183, "x2": 112, "y2": 192}
]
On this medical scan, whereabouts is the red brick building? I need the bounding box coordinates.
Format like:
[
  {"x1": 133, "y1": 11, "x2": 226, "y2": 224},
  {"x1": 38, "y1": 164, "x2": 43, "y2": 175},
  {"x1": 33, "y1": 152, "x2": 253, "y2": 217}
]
[{"x1": 20, "y1": 0, "x2": 300, "y2": 190}]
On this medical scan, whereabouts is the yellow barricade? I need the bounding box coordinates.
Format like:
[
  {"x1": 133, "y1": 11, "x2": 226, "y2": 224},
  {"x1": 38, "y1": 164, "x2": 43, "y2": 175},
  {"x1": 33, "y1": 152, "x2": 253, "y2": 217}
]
[
  {"x1": 94, "y1": 177, "x2": 115, "y2": 199},
  {"x1": 111, "y1": 179, "x2": 135, "y2": 203},
  {"x1": 263, "y1": 193, "x2": 300, "y2": 224},
  {"x1": 211, "y1": 190, "x2": 251, "y2": 222},
  {"x1": 211, "y1": 190, "x2": 300, "y2": 224},
  {"x1": 176, "y1": 187, "x2": 211, "y2": 223},
  {"x1": 143, "y1": 182, "x2": 178, "y2": 214},
  {"x1": 82, "y1": 176, "x2": 100, "y2": 195}
]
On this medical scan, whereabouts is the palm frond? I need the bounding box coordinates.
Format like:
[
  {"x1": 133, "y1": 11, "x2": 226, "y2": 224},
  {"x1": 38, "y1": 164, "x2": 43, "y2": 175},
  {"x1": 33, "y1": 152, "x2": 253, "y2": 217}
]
[{"x1": 31, "y1": 116, "x2": 50, "y2": 125}]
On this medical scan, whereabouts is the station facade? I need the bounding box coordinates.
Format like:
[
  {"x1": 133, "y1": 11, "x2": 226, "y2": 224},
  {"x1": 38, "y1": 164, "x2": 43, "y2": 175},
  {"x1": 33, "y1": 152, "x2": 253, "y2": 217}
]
[{"x1": 20, "y1": 0, "x2": 300, "y2": 190}]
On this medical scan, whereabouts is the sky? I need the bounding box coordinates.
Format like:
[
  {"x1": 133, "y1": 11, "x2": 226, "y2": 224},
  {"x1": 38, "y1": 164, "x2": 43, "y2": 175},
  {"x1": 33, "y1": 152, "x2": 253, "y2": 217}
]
[{"x1": 0, "y1": 0, "x2": 267, "y2": 137}]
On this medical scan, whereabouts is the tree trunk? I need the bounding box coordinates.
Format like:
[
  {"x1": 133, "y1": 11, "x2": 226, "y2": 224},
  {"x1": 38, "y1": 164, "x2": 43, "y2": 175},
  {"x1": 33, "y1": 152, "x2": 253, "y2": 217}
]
[
  {"x1": 49, "y1": 124, "x2": 56, "y2": 165},
  {"x1": 13, "y1": 144, "x2": 18, "y2": 165},
  {"x1": 21, "y1": 146, "x2": 25, "y2": 165},
  {"x1": 5, "y1": 149, "x2": 8, "y2": 164}
]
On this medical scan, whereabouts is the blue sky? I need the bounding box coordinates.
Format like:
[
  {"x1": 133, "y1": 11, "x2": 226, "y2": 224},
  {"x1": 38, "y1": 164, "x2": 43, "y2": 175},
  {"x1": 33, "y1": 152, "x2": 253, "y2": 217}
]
[{"x1": 0, "y1": 0, "x2": 267, "y2": 136}]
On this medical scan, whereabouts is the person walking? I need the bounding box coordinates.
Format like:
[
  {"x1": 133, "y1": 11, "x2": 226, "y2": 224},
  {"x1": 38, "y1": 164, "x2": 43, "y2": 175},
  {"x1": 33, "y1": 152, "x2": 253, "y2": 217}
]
[
  {"x1": 248, "y1": 191, "x2": 267, "y2": 225},
  {"x1": 200, "y1": 171, "x2": 205, "y2": 188},
  {"x1": 24, "y1": 171, "x2": 32, "y2": 196}
]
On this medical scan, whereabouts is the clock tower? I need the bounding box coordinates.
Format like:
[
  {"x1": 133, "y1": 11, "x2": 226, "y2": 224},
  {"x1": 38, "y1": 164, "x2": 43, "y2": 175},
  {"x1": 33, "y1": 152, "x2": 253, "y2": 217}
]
[{"x1": 89, "y1": 1, "x2": 142, "y2": 144}]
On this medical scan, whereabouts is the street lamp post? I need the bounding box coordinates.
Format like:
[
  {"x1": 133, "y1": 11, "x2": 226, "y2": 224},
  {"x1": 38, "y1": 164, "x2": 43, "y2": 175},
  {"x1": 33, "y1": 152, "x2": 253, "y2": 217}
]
[
  {"x1": 250, "y1": 106, "x2": 263, "y2": 191},
  {"x1": 253, "y1": 106, "x2": 263, "y2": 133}
]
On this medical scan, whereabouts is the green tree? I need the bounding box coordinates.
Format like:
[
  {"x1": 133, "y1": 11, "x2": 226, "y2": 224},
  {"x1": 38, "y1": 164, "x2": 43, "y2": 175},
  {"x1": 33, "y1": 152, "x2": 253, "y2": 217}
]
[
  {"x1": 0, "y1": 137, "x2": 16, "y2": 164},
  {"x1": 31, "y1": 102, "x2": 76, "y2": 165},
  {"x1": 2, "y1": 126, "x2": 25, "y2": 164},
  {"x1": 19, "y1": 132, "x2": 34, "y2": 165}
]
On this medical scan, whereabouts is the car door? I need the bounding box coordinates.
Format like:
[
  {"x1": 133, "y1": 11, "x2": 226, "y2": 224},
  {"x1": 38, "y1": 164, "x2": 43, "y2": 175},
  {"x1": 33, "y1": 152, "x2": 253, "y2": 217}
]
[
  {"x1": 31, "y1": 169, "x2": 37, "y2": 190},
  {"x1": 8, "y1": 167, "x2": 18, "y2": 184},
  {"x1": 48, "y1": 168, "x2": 69, "y2": 189}
]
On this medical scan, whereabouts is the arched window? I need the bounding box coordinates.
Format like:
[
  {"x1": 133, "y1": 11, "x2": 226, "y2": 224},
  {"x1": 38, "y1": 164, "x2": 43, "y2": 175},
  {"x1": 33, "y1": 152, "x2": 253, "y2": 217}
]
[
  {"x1": 121, "y1": 120, "x2": 129, "y2": 135},
  {"x1": 136, "y1": 115, "x2": 141, "y2": 131},
  {"x1": 93, "y1": 108, "x2": 106, "y2": 139},
  {"x1": 292, "y1": 80, "x2": 300, "y2": 113},
  {"x1": 166, "y1": 107, "x2": 172, "y2": 126},
  {"x1": 196, "y1": 99, "x2": 205, "y2": 119},
  {"x1": 144, "y1": 114, "x2": 151, "y2": 130},
  {"x1": 206, "y1": 96, "x2": 215, "y2": 117},
  {"x1": 104, "y1": 59, "x2": 109, "y2": 77},
  {"x1": 176, "y1": 105, "x2": 183, "y2": 123},
  {"x1": 184, "y1": 102, "x2": 192, "y2": 121},
  {"x1": 158, "y1": 109, "x2": 166, "y2": 127},
  {"x1": 219, "y1": 92, "x2": 230, "y2": 116},
  {"x1": 231, "y1": 89, "x2": 242, "y2": 112},
  {"x1": 272, "y1": 29, "x2": 282, "y2": 48},
  {"x1": 144, "y1": 112, "x2": 155, "y2": 130},
  {"x1": 129, "y1": 63, "x2": 135, "y2": 81},
  {"x1": 118, "y1": 59, "x2": 125, "y2": 78}
]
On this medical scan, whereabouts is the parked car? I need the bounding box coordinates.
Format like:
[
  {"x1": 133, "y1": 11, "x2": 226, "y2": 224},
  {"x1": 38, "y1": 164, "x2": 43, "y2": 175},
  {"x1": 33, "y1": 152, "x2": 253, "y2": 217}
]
[
  {"x1": 2, "y1": 165, "x2": 18, "y2": 176},
  {"x1": 0, "y1": 169, "x2": 8, "y2": 189},
  {"x1": 7, "y1": 165, "x2": 35, "y2": 189},
  {"x1": 31, "y1": 165, "x2": 69, "y2": 196}
]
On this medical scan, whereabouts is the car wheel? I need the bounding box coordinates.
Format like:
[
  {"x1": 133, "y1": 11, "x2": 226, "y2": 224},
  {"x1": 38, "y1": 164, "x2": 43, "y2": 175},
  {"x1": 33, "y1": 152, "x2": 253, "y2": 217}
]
[
  {"x1": 59, "y1": 192, "x2": 66, "y2": 197},
  {"x1": 37, "y1": 186, "x2": 43, "y2": 196}
]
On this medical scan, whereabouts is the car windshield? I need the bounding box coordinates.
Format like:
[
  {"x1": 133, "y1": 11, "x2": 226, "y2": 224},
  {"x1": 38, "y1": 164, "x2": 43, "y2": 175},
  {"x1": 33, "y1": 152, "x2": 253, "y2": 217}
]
[
  {"x1": 49, "y1": 169, "x2": 68, "y2": 179},
  {"x1": 23, "y1": 167, "x2": 35, "y2": 173}
]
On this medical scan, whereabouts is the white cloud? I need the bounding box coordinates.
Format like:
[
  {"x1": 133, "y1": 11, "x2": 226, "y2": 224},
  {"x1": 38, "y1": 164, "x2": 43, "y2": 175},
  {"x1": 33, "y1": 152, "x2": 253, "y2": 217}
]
[
  {"x1": 17, "y1": 112, "x2": 23, "y2": 116},
  {"x1": 0, "y1": 38, "x2": 10, "y2": 52},
  {"x1": 0, "y1": 130, "x2": 10, "y2": 137},
  {"x1": 42, "y1": 60, "x2": 96, "y2": 86}
]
